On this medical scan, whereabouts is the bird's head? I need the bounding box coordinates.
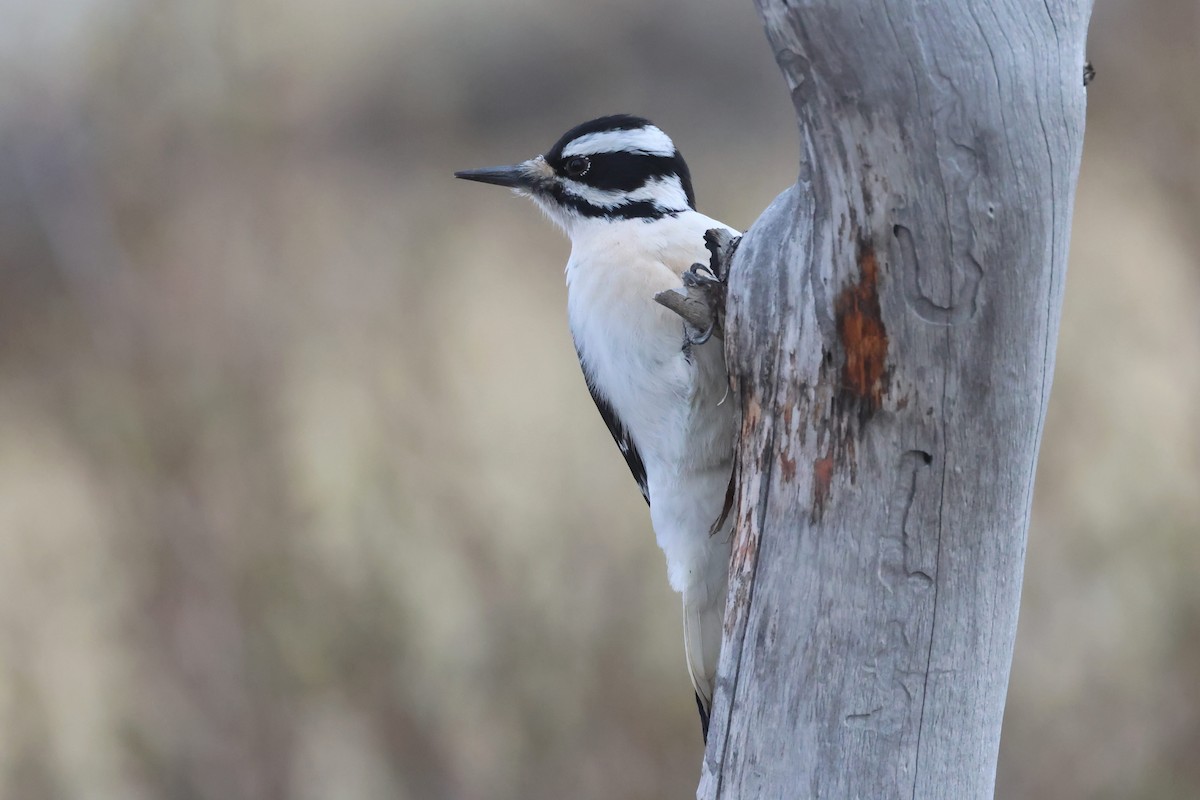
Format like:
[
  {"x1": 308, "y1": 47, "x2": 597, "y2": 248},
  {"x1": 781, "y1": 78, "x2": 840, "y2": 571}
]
[{"x1": 455, "y1": 115, "x2": 695, "y2": 233}]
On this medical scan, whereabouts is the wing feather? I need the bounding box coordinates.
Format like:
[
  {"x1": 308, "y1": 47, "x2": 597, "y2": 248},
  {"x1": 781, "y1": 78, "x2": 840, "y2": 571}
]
[{"x1": 574, "y1": 342, "x2": 649, "y2": 505}]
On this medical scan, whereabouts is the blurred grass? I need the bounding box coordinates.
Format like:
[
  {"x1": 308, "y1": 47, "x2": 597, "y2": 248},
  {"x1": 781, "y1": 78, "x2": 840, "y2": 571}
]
[{"x1": 0, "y1": 0, "x2": 1196, "y2": 798}]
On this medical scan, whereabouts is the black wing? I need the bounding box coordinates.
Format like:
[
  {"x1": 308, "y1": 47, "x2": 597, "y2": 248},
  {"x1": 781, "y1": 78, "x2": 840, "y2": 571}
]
[{"x1": 575, "y1": 344, "x2": 649, "y2": 505}]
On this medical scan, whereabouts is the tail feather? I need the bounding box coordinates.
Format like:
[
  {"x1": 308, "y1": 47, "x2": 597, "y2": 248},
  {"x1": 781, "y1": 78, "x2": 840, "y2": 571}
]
[{"x1": 682, "y1": 583, "x2": 724, "y2": 742}]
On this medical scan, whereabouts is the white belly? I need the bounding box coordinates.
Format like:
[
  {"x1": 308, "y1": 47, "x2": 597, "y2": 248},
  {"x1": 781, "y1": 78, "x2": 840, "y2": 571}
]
[
  {"x1": 565, "y1": 210, "x2": 740, "y2": 716},
  {"x1": 565, "y1": 213, "x2": 738, "y2": 592}
]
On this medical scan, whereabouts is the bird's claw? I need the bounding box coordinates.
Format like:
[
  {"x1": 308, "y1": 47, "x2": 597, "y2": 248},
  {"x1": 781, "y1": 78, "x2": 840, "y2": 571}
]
[
  {"x1": 686, "y1": 318, "x2": 716, "y2": 346},
  {"x1": 684, "y1": 230, "x2": 740, "y2": 344},
  {"x1": 655, "y1": 229, "x2": 741, "y2": 345},
  {"x1": 680, "y1": 261, "x2": 722, "y2": 344},
  {"x1": 683, "y1": 261, "x2": 722, "y2": 288}
]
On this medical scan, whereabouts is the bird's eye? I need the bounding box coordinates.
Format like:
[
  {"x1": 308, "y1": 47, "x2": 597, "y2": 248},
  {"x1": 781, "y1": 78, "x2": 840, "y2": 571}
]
[{"x1": 564, "y1": 156, "x2": 590, "y2": 178}]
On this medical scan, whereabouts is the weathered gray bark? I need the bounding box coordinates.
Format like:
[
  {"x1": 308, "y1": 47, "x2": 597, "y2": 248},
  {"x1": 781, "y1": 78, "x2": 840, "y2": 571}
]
[{"x1": 699, "y1": 2, "x2": 1092, "y2": 798}]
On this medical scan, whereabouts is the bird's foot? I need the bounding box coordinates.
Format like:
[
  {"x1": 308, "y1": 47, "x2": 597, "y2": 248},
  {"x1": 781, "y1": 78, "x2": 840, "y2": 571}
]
[
  {"x1": 680, "y1": 264, "x2": 721, "y2": 345},
  {"x1": 655, "y1": 229, "x2": 741, "y2": 346}
]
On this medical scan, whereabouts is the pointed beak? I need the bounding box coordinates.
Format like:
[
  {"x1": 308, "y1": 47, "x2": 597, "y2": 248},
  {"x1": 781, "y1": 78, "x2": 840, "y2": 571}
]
[{"x1": 454, "y1": 163, "x2": 532, "y2": 189}]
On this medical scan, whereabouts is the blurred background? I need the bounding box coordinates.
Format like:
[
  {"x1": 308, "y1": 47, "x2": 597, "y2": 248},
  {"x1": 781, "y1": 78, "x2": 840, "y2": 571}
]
[{"x1": 0, "y1": 0, "x2": 1196, "y2": 798}]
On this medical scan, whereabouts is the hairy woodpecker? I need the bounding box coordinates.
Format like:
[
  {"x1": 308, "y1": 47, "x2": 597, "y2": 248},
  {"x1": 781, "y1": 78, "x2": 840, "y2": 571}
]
[{"x1": 456, "y1": 115, "x2": 737, "y2": 739}]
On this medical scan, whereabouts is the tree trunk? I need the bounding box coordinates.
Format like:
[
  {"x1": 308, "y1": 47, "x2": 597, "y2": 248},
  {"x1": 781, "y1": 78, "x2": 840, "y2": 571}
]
[{"x1": 699, "y1": 2, "x2": 1093, "y2": 798}]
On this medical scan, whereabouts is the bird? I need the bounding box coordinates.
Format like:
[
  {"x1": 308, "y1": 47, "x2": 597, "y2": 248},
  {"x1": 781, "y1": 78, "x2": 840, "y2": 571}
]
[{"x1": 455, "y1": 114, "x2": 738, "y2": 740}]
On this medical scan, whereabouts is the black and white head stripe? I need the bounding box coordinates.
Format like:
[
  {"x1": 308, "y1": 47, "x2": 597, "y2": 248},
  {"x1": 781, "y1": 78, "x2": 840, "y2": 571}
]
[
  {"x1": 560, "y1": 125, "x2": 676, "y2": 158},
  {"x1": 541, "y1": 115, "x2": 696, "y2": 220}
]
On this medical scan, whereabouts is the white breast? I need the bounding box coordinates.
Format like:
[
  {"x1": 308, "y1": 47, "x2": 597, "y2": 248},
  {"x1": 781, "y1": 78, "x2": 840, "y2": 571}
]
[{"x1": 565, "y1": 211, "x2": 739, "y2": 589}]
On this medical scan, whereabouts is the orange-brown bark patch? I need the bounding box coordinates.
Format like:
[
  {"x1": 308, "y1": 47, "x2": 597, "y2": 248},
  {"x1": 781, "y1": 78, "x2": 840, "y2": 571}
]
[
  {"x1": 812, "y1": 453, "x2": 835, "y2": 520},
  {"x1": 834, "y1": 245, "x2": 888, "y2": 413},
  {"x1": 780, "y1": 451, "x2": 797, "y2": 482}
]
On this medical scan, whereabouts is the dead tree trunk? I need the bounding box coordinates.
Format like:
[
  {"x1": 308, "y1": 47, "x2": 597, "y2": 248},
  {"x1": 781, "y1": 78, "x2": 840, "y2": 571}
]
[{"x1": 700, "y1": 2, "x2": 1092, "y2": 798}]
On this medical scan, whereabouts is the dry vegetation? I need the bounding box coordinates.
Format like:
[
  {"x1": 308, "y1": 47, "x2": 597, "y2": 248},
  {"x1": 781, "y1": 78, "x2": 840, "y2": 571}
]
[{"x1": 0, "y1": 1, "x2": 1196, "y2": 798}]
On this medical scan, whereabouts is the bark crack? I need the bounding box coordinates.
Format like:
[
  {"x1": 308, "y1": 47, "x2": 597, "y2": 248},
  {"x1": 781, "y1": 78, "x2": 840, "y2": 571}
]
[
  {"x1": 711, "y1": 410, "x2": 775, "y2": 799},
  {"x1": 910, "y1": 324, "x2": 951, "y2": 800}
]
